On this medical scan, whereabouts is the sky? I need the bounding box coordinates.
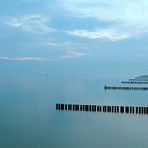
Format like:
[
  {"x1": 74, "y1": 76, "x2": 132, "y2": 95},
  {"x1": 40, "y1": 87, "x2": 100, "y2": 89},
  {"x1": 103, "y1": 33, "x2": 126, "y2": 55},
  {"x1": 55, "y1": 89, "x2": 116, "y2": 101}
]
[{"x1": 1, "y1": 0, "x2": 148, "y2": 76}]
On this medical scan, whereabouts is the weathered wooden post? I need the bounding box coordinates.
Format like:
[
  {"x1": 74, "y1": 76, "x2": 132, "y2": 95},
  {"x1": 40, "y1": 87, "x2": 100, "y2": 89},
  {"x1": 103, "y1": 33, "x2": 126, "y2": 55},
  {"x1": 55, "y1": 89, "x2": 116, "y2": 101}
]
[
  {"x1": 139, "y1": 107, "x2": 142, "y2": 114},
  {"x1": 68, "y1": 104, "x2": 72, "y2": 110},
  {"x1": 97, "y1": 106, "x2": 100, "y2": 112},
  {"x1": 80, "y1": 105, "x2": 83, "y2": 111},
  {"x1": 103, "y1": 106, "x2": 107, "y2": 112},
  {"x1": 92, "y1": 105, "x2": 96, "y2": 112},
  {"x1": 107, "y1": 106, "x2": 111, "y2": 112},
  {"x1": 85, "y1": 105, "x2": 89, "y2": 111},
  {"x1": 125, "y1": 106, "x2": 129, "y2": 113},
  {"x1": 117, "y1": 106, "x2": 119, "y2": 113},
  {"x1": 61, "y1": 104, "x2": 64, "y2": 110},
  {"x1": 120, "y1": 106, "x2": 124, "y2": 113},
  {"x1": 136, "y1": 107, "x2": 138, "y2": 114},
  {"x1": 89, "y1": 105, "x2": 92, "y2": 111},
  {"x1": 83, "y1": 105, "x2": 85, "y2": 111},
  {"x1": 56, "y1": 104, "x2": 60, "y2": 110},
  {"x1": 76, "y1": 105, "x2": 79, "y2": 111},
  {"x1": 132, "y1": 107, "x2": 135, "y2": 113},
  {"x1": 65, "y1": 104, "x2": 67, "y2": 110}
]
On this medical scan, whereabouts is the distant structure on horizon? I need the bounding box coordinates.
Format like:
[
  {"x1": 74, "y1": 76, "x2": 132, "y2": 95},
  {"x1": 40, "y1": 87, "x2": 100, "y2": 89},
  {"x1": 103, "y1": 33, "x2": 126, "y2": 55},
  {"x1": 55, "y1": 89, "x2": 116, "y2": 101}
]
[{"x1": 129, "y1": 75, "x2": 148, "y2": 81}]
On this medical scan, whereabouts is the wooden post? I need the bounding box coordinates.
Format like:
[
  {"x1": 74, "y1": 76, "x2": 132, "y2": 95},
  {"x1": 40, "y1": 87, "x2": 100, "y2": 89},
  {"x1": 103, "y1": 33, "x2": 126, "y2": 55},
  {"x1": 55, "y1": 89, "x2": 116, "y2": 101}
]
[
  {"x1": 89, "y1": 105, "x2": 92, "y2": 111},
  {"x1": 107, "y1": 106, "x2": 111, "y2": 112},
  {"x1": 117, "y1": 106, "x2": 119, "y2": 113},
  {"x1": 125, "y1": 106, "x2": 129, "y2": 113},
  {"x1": 80, "y1": 105, "x2": 83, "y2": 111},
  {"x1": 65, "y1": 104, "x2": 67, "y2": 110},
  {"x1": 120, "y1": 106, "x2": 124, "y2": 113},
  {"x1": 144, "y1": 107, "x2": 147, "y2": 114},
  {"x1": 61, "y1": 104, "x2": 64, "y2": 110},
  {"x1": 132, "y1": 107, "x2": 135, "y2": 113},
  {"x1": 139, "y1": 107, "x2": 142, "y2": 114},
  {"x1": 114, "y1": 106, "x2": 117, "y2": 113},
  {"x1": 142, "y1": 107, "x2": 144, "y2": 114},
  {"x1": 136, "y1": 107, "x2": 138, "y2": 114},
  {"x1": 103, "y1": 106, "x2": 106, "y2": 112},
  {"x1": 111, "y1": 106, "x2": 114, "y2": 112},
  {"x1": 68, "y1": 104, "x2": 72, "y2": 110},
  {"x1": 76, "y1": 105, "x2": 79, "y2": 111},
  {"x1": 130, "y1": 106, "x2": 132, "y2": 113},
  {"x1": 92, "y1": 105, "x2": 96, "y2": 112},
  {"x1": 85, "y1": 105, "x2": 89, "y2": 111},
  {"x1": 56, "y1": 104, "x2": 60, "y2": 110},
  {"x1": 83, "y1": 105, "x2": 85, "y2": 111}
]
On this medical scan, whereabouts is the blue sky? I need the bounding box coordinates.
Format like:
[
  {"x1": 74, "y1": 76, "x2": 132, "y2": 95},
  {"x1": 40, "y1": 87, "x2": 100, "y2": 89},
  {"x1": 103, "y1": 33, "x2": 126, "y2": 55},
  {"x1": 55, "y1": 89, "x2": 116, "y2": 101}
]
[{"x1": 1, "y1": 0, "x2": 148, "y2": 75}]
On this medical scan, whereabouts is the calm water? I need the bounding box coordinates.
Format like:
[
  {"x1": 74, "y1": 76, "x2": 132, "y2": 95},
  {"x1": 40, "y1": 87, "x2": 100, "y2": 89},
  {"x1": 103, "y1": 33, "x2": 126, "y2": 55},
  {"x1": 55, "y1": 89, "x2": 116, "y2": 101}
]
[{"x1": 1, "y1": 71, "x2": 148, "y2": 148}]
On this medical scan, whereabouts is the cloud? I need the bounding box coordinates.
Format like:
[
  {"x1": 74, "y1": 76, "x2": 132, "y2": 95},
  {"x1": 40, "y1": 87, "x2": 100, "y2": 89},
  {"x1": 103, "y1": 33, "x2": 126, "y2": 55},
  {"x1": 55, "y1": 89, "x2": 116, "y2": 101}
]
[
  {"x1": 61, "y1": 0, "x2": 148, "y2": 41},
  {"x1": 6, "y1": 15, "x2": 55, "y2": 33},
  {"x1": 58, "y1": 51, "x2": 87, "y2": 59},
  {"x1": 67, "y1": 29, "x2": 130, "y2": 41},
  {"x1": 0, "y1": 56, "x2": 54, "y2": 61},
  {"x1": 0, "y1": 52, "x2": 87, "y2": 62}
]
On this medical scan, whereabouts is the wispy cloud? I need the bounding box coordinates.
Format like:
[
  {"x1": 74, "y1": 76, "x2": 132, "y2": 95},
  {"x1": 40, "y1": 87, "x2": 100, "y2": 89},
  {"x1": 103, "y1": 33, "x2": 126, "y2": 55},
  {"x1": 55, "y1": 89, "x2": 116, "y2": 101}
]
[
  {"x1": 6, "y1": 15, "x2": 55, "y2": 33},
  {"x1": 0, "y1": 56, "x2": 54, "y2": 61},
  {"x1": 61, "y1": 0, "x2": 148, "y2": 41},
  {"x1": 58, "y1": 51, "x2": 87, "y2": 59},
  {"x1": 67, "y1": 29, "x2": 130, "y2": 41},
  {"x1": 0, "y1": 52, "x2": 87, "y2": 62}
]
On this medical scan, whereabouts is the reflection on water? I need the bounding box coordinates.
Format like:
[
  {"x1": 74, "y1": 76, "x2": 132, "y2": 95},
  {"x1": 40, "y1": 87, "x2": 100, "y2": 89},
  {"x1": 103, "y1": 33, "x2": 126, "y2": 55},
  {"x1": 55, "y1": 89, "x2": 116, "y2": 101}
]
[{"x1": 1, "y1": 74, "x2": 148, "y2": 148}]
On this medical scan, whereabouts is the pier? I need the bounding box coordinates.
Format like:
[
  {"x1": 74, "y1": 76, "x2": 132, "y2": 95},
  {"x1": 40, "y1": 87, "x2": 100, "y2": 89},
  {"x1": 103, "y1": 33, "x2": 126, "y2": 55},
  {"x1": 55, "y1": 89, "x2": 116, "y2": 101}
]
[
  {"x1": 56, "y1": 104, "x2": 148, "y2": 115},
  {"x1": 104, "y1": 85, "x2": 148, "y2": 90}
]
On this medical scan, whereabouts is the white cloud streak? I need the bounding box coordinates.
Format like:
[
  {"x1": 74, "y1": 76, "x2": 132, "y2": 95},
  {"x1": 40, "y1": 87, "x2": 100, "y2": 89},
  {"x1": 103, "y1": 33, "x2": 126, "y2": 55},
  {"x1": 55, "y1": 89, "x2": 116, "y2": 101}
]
[
  {"x1": 61, "y1": 0, "x2": 148, "y2": 41},
  {"x1": 0, "y1": 52, "x2": 87, "y2": 62},
  {"x1": 0, "y1": 56, "x2": 54, "y2": 61},
  {"x1": 6, "y1": 15, "x2": 55, "y2": 33},
  {"x1": 58, "y1": 51, "x2": 87, "y2": 59},
  {"x1": 67, "y1": 29, "x2": 130, "y2": 41}
]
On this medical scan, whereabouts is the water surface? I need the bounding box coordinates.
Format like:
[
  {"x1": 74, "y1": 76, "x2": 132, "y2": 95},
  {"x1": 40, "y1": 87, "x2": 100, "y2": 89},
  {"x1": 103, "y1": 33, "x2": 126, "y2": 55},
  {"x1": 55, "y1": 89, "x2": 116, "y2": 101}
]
[{"x1": 1, "y1": 70, "x2": 148, "y2": 148}]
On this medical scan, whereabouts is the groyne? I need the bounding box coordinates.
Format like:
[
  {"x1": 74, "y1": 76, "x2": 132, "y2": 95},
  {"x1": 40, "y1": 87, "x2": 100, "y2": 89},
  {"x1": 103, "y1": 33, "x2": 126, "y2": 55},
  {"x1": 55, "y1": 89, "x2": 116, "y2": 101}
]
[
  {"x1": 121, "y1": 81, "x2": 148, "y2": 84},
  {"x1": 104, "y1": 85, "x2": 148, "y2": 90},
  {"x1": 56, "y1": 104, "x2": 148, "y2": 115}
]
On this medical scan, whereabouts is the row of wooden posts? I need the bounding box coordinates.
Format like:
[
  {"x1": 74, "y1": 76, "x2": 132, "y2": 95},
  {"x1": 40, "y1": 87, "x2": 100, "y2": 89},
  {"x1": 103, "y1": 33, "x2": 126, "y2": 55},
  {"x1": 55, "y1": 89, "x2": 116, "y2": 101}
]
[
  {"x1": 56, "y1": 104, "x2": 148, "y2": 115},
  {"x1": 104, "y1": 86, "x2": 148, "y2": 90},
  {"x1": 121, "y1": 81, "x2": 148, "y2": 84}
]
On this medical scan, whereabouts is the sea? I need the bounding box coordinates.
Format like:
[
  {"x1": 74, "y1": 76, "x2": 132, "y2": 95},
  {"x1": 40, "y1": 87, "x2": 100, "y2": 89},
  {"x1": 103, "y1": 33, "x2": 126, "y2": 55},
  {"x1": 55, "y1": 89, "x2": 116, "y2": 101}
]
[{"x1": 0, "y1": 61, "x2": 148, "y2": 148}]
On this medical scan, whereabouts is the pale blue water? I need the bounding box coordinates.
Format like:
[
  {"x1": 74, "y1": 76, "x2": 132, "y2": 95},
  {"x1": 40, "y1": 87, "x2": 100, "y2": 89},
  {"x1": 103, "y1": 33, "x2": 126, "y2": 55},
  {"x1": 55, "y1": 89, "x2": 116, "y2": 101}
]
[{"x1": 1, "y1": 64, "x2": 148, "y2": 148}]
